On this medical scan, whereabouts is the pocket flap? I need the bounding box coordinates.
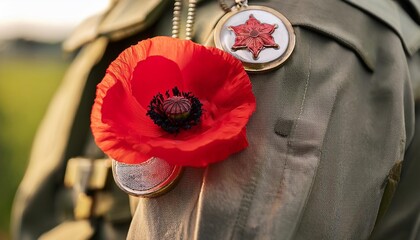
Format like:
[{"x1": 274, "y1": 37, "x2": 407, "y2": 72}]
[
  {"x1": 266, "y1": 0, "x2": 420, "y2": 71},
  {"x1": 344, "y1": 0, "x2": 420, "y2": 55}
]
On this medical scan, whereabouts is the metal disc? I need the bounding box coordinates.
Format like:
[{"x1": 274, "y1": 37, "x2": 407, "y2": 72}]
[
  {"x1": 112, "y1": 157, "x2": 183, "y2": 197},
  {"x1": 214, "y1": 5, "x2": 295, "y2": 72}
]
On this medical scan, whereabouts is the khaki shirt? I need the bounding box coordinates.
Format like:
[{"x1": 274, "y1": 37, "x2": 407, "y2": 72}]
[{"x1": 12, "y1": 0, "x2": 420, "y2": 239}]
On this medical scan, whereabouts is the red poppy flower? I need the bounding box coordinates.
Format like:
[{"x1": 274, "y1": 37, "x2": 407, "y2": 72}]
[{"x1": 91, "y1": 36, "x2": 256, "y2": 167}]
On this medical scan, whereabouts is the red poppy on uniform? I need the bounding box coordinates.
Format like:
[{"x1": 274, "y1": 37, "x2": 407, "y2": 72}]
[{"x1": 91, "y1": 36, "x2": 256, "y2": 167}]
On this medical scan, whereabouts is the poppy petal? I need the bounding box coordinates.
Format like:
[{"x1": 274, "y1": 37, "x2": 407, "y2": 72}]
[
  {"x1": 131, "y1": 56, "x2": 183, "y2": 108},
  {"x1": 91, "y1": 36, "x2": 256, "y2": 166}
]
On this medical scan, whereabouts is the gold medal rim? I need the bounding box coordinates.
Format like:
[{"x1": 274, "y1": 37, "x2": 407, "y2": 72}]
[
  {"x1": 111, "y1": 159, "x2": 183, "y2": 198},
  {"x1": 214, "y1": 5, "x2": 296, "y2": 72}
]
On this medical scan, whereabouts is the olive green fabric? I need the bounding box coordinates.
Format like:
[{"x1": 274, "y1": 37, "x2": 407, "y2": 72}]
[
  {"x1": 128, "y1": 0, "x2": 420, "y2": 239},
  {"x1": 409, "y1": 0, "x2": 420, "y2": 23},
  {"x1": 63, "y1": 0, "x2": 170, "y2": 52},
  {"x1": 38, "y1": 220, "x2": 94, "y2": 240},
  {"x1": 373, "y1": 161, "x2": 403, "y2": 228},
  {"x1": 11, "y1": 0, "x2": 420, "y2": 239},
  {"x1": 11, "y1": 33, "x2": 153, "y2": 239},
  {"x1": 369, "y1": 101, "x2": 420, "y2": 240},
  {"x1": 11, "y1": 37, "x2": 109, "y2": 240},
  {"x1": 345, "y1": 0, "x2": 420, "y2": 55}
]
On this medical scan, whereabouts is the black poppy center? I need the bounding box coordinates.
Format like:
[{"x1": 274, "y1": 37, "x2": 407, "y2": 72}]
[{"x1": 147, "y1": 87, "x2": 202, "y2": 133}]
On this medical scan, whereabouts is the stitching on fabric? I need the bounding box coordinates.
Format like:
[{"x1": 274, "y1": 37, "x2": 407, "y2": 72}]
[
  {"x1": 192, "y1": 167, "x2": 208, "y2": 239},
  {"x1": 229, "y1": 75, "x2": 270, "y2": 239},
  {"x1": 294, "y1": 57, "x2": 311, "y2": 133},
  {"x1": 230, "y1": 137, "x2": 263, "y2": 239},
  {"x1": 276, "y1": 33, "x2": 311, "y2": 238},
  {"x1": 284, "y1": 38, "x2": 312, "y2": 170},
  {"x1": 292, "y1": 89, "x2": 339, "y2": 239},
  {"x1": 230, "y1": 173, "x2": 260, "y2": 240},
  {"x1": 296, "y1": 23, "x2": 375, "y2": 72}
]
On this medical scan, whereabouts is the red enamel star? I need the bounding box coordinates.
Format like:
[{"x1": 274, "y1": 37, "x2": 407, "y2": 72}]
[{"x1": 229, "y1": 14, "x2": 279, "y2": 59}]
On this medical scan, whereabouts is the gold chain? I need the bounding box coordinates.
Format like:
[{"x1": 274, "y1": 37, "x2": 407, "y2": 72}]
[
  {"x1": 218, "y1": 0, "x2": 248, "y2": 12},
  {"x1": 171, "y1": 0, "x2": 182, "y2": 38},
  {"x1": 218, "y1": 0, "x2": 232, "y2": 12},
  {"x1": 171, "y1": 0, "x2": 197, "y2": 40},
  {"x1": 171, "y1": 0, "x2": 249, "y2": 40}
]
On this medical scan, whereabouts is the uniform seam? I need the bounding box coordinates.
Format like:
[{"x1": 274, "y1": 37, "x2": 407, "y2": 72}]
[
  {"x1": 279, "y1": 35, "x2": 312, "y2": 239},
  {"x1": 230, "y1": 168, "x2": 261, "y2": 240}
]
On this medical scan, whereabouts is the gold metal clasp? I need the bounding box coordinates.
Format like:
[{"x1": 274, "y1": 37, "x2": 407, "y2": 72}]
[{"x1": 64, "y1": 157, "x2": 112, "y2": 219}]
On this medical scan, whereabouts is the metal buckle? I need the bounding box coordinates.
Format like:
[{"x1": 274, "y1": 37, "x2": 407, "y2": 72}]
[{"x1": 64, "y1": 157, "x2": 111, "y2": 219}]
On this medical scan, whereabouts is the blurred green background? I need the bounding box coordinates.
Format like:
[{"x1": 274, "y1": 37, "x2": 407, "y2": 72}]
[
  {"x1": 0, "y1": 1, "x2": 109, "y2": 239},
  {"x1": 0, "y1": 41, "x2": 70, "y2": 239}
]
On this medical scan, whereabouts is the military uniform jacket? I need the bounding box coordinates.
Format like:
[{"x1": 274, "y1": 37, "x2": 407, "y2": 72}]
[{"x1": 12, "y1": 0, "x2": 420, "y2": 239}]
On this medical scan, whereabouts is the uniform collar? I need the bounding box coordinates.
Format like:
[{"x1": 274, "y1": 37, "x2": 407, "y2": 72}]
[
  {"x1": 64, "y1": 0, "x2": 420, "y2": 67},
  {"x1": 344, "y1": 0, "x2": 420, "y2": 56}
]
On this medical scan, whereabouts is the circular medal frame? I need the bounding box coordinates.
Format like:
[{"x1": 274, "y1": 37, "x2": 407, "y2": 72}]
[
  {"x1": 112, "y1": 158, "x2": 183, "y2": 198},
  {"x1": 214, "y1": 5, "x2": 295, "y2": 72}
]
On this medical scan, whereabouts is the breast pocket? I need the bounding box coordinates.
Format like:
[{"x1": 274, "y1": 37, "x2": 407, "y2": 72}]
[{"x1": 229, "y1": 0, "x2": 413, "y2": 239}]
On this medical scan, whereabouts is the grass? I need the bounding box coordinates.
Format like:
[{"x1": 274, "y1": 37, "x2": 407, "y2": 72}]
[{"x1": 0, "y1": 53, "x2": 69, "y2": 239}]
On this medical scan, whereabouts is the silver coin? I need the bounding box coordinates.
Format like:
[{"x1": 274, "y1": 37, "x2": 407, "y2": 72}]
[{"x1": 112, "y1": 157, "x2": 183, "y2": 197}]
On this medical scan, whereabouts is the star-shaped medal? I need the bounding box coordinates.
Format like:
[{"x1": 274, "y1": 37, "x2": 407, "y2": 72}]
[
  {"x1": 229, "y1": 14, "x2": 279, "y2": 59},
  {"x1": 214, "y1": 5, "x2": 295, "y2": 72}
]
